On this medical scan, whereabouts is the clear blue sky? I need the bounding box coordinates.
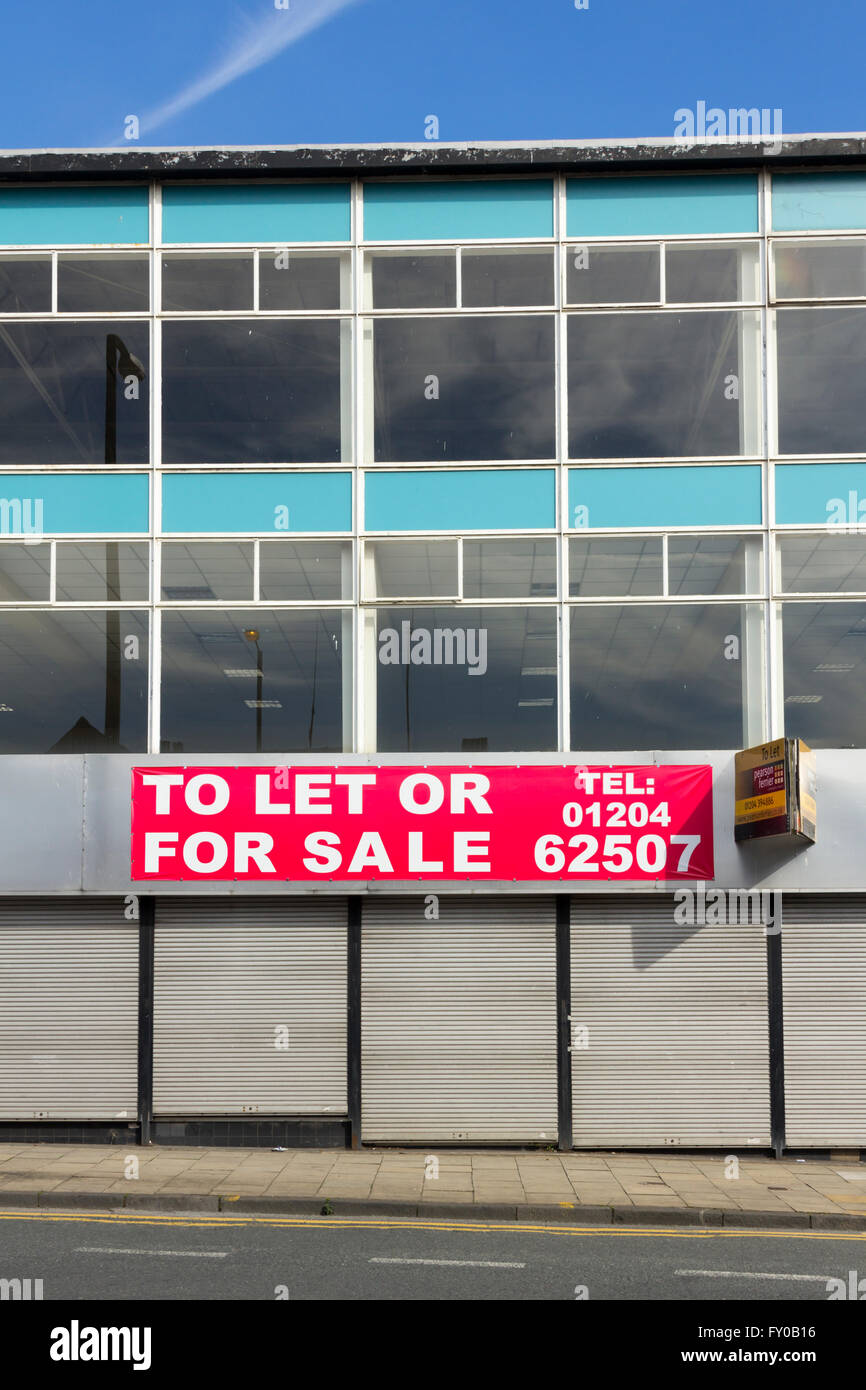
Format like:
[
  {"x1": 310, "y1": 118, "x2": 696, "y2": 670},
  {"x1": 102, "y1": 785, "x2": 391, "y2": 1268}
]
[{"x1": 0, "y1": 0, "x2": 862, "y2": 149}]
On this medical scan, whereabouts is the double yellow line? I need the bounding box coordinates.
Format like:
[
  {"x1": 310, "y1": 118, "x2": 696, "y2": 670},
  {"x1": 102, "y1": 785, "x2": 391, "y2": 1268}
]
[{"x1": 2, "y1": 1208, "x2": 866, "y2": 1241}]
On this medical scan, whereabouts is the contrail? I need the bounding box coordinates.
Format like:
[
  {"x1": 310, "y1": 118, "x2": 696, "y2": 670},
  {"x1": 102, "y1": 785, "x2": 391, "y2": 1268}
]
[{"x1": 113, "y1": 0, "x2": 367, "y2": 141}]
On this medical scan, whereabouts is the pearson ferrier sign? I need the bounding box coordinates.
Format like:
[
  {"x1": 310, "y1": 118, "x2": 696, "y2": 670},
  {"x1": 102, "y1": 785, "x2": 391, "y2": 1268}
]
[{"x1": 131, "y1": 764, "x2": 714, "y2": 883}]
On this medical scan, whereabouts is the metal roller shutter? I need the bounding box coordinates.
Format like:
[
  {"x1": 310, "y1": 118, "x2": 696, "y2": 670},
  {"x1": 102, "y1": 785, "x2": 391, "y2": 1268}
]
[
  {"x1": 153, "y1": 897, "x2": 347, "y2": 1115},
  {"x1": 571, "y1": 895, "x2": 770, "y2": 1148},
  {"x1": 361, "y1": 895, "x2": 557, "y2": 1143},
  {"x1": 782, "y1": 895, "x2": 866, "y2": 1148},
  {"x1": 0, "y1": 897, "x2": 138, "y2": 1120}
]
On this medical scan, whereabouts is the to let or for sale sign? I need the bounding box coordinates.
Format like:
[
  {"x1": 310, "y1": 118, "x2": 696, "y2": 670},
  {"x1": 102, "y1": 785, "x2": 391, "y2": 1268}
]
[{"x1": 131, "y1": 764, "x2": 714, "y2": 883}]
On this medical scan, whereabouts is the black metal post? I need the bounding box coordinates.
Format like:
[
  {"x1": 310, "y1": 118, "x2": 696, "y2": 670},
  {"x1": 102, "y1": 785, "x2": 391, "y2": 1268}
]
[
  {"x1": 556, "y1": 895, "x2": 573, "y2": 1151},
  {"x1": 347, "y1": 898, "x2": 362, "y2": 1150},
  {"x1": 767, "y1": 892, "x2": 786, "y2": 1159},
  {"x1": 137, "y1": 896, "x2": 155, "y2": 1146}
]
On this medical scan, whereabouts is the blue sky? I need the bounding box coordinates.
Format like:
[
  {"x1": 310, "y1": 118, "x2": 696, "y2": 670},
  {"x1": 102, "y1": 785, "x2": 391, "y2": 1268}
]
[{"x1": 1, "y1": 0, "x2": 863, "y2": 149}]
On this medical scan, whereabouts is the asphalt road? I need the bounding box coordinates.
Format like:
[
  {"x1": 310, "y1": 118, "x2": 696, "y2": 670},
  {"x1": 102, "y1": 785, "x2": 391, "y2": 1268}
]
[{"x1": 2, "y1": 1208, "x2": 866, "y2": 1301}]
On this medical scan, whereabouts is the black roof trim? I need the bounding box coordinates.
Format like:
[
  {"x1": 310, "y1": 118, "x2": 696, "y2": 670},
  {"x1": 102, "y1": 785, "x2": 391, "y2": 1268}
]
[{"x1": 1, "y1": 135, "x2": 866, "y2": 182}]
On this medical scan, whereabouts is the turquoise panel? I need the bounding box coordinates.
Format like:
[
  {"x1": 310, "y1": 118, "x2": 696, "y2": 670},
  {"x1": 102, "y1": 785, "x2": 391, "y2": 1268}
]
[
  {"x1": 162, "y1": 184, "x2": 351, "y2": 244},
  {"x1": 772, "y1": 173, "x2": 866, "y2": 231},
  {"x1": 569, "y1": 466, "x2": 762, "y2": 529},
  {"x1": 0, "y1": 474, "x2": 148, "y2": 533},
  {"x1": 363, "y1": 180, "x2": 554, "y2": 241},
  {"x1": 566, "y1": 174, "x2": 759, "y2": 238},
  {"x1": 0, "y1": 186, "x2": 149, "y2": 246},
  {"x1": 162, "y1": 472, "x2": 351, "y2": 533},
  {"x1": 364, "y1": 469, "x2": 555, "y2": 531},
  {"x1": 775, "y1": 462, "x2": 866, "y2": 525}
]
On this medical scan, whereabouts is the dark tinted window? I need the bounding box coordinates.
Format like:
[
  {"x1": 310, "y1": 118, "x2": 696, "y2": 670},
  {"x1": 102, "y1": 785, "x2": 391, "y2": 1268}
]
[
  {"x1": 375, "y1": 604, "x2": 557, "y2": 752},
  {"x1": 162, "y1": 320, "x2": 343, "y2": 464},
  {"x1": 782, "y1": 602, "x2": 866, "y2": 747},
  {"x1": 0, "y1": 257, "x2": 51, "y2": 313},
  {"x1": 160, "y1": 609, "x2": 348, "y2": 753},
  {"x1": 56, "y1": 543, "x2": 149, "y2": 601},
  {"x1": 369, "y1": 253, "x2": 456, "y2": 309},
  {"x1": 461, "y1": 251, "x2": 554, "y2": 307},
  {"x1": 777, "y1": 307, "x2": 866, "y2": 454},
  {"x1": 259, "y1": 253, "x2": 344, "y2": 310},
  {"x1": 568, "y1": 311, "x2": 753, "y2": 458},
  {"x1": 58, "y1": 256, "x2": 149, "y2": 313},
  {"x1": 0, "y1": 322, "x2": 149, "y2": 465},
  {"x1": 374, "y1": 315, "x2": 555, "y2": 462},
  {"x1": 162, "y1": 255, "x2": 253, "y2": 311},
  {"x1": 0, "y1": 609, "x2": 148, "y2": 752}
]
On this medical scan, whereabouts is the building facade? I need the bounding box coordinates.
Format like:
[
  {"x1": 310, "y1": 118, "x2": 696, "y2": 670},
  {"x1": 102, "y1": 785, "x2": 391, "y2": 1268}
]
[{"x1": 0, "y1": 137, "x2": 865, "y2": 1153}]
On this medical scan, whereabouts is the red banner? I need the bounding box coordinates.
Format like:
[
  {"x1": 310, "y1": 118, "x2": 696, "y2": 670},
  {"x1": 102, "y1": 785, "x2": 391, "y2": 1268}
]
[{"x1": 131, "y1": 764, "x2": 713, "y2": 883}]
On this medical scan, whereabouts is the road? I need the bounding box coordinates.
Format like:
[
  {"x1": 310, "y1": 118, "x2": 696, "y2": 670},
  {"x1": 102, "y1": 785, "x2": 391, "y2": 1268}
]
[{"x1": 2, "y1": 1207, "x2": 865, "y2": 1300}]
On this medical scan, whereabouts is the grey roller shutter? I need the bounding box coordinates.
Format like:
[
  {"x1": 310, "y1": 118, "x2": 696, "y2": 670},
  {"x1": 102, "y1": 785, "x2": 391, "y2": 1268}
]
[
  {"x1": 782, "y1": 894, "x2": 866, "y2": 1148},
  {"x1": 570, "y1": 895, "x2": 770, "y2": 1148},
  {"x1": 361, "y1": 895, "x2": 557, "y2": 1143},
  {"x1": 0, "y1": 898, "x2": 138, "y2": 1120},
  {"x1": 153, "y1": 897, "x2": 347, "y2": 1115}
]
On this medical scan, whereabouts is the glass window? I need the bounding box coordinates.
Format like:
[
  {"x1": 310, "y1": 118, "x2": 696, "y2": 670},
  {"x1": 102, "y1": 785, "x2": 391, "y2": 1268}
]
[
  {"x1": 162, "y1": 320, "x2": 344, "y2": 464},
  {"x1": 161, "y1": 543, "x2": 253, "y2": 601},
  {"x1": 56, "y1": 543, "x2": 149, "y2": 601},
  {"x1": 259, "y1": 540, "x2": 351, "y2": 601},
  {"x1": 364, "y1": 540, "x2": 458, "y2": 599},
  {"x1": 57, "y1": 255, "x2": 149, "y2": 313},
  {"x1": 781, "y1": 601, "x2": 866, "y2": 747},
  {"x1": 569, "y1": 536, "x2": 662, "y2": 596},
  {"x1": 665, "y1": 242, "x2": 760, "y2": 303},
  {"x1": 259, "y1": 251, "x2": 346, "y2": 311},
  {"x1": 569, "y1": 603, "x2": 764, "y2": 749},
  {"x1": 668, "y1": 534, "x2": 762, "y2": 595},
  {"x1": 162, "y1": 254, "x2": 254, "y2": 312},
  {"x1": 0, "y1": 256, "x2": 51, "y2": 313},
  {"x1": 463, "y1": 538, "x2": 557, "y2": 597},
  {"x1": 367, "y1": 251, "x2": 456, "y2": 309},
  {"x1": 0, "y1": 543, "x2": 51, "y2": 601},
  {"x1": 777, "y1": 534, "x2": 866, "y2": 593},
  {"x1": 566, "y1": 245, "x2": 660, "y2": 305},
  {"x1": 374, "y1": 604, "x2": 557, "y2": 752},
  {"x1": 568, "y1": 311, "x2": 760, "y2": 458},
  {"x1": 0, "y1": 609, "x2": 148, "y2": 752},
  {"x1": 0, "y1": 322, "x2": 149, "y2": 466},
  {"x1": 461, "y1": 250, "x2": 554, "y2": 307},
  {"x1": 160, "y1": 609, "x2": 348, "y2": 753},
  {"x1": 773, "y1": 240, "x2": 866, "y2": 301},
  {"x1": 373, "y1": 315, "x2": 555, "y2": 462},
  {"x1": 777, "y1": 307, "x2": 866, "y2": 454}
]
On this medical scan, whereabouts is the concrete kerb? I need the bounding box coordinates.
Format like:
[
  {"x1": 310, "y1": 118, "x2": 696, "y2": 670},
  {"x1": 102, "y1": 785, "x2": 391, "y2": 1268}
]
[{"x1": 0, "y1": 1190, "x2": 865, "y2": 1231}]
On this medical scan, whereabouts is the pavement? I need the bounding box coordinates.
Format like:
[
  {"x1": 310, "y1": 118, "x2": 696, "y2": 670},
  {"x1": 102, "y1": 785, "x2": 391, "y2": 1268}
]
[{"x1": 1, "y1": 1143, "x2": 866, "y2": 1227}]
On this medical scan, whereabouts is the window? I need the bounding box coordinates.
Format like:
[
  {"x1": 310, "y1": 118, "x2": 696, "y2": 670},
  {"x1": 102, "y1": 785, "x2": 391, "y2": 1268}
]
[
  {"x1": 0, "y1": 609, "x2": 148, "y2": 752},
  {"x1": 364, "y1": 540, "x2": 459, "y2": 599},
  {"x1": 0, "y1": 256, "x2": 51, "y2": 313},
  {"x1": 568, "y1": 311, "x2": 760, "y2": 458},
  {"x1": 777, "y1": 534, "x2": 866, "y2": 593},
  {"x1": 0, "y1": 322, "x2": 149, "y2": 465},
  {"x1": 461, "y1": 249, "x2": 554, "y2": 307},
  {"x1": 160, "y1": 609, "x2": 349, "y2": 753},
  {"x1": 162, "y1": 319, "x2": 345, "y2": 464},
  {"x1": 58, "y1": 255, "x2": 149, "y2": 313},
  {"x1": 0, "y1": 543, "x2": 51, "y2": 601},
  {"x1": 372, "y1": 315, "x2": 555, "y2": 461},
  {"x1": 366, "y1": 251, "x2": 456, "y2": 309},
  {"x1": 773, "y1": 239, "x2": 866, "y2": 302},
  {"x1": 777, "y1": 307, "x2": 866, "y2": 454},
  {"x1": 259, "y1": 540, "x2": 351, "y2": 600},
  {"x1": 569, "y1": 603, "x2": 765, "y2": 749},
  {"x1": 569, "y1": 536, "x2": 663, "y2": 596},
  {"x1": 56, "y1": 543, "x2": 149, "y2": 601},
  {"x1": 161, "y1": 543, "x2": 254, "y2": 601},
  {"x1": 372, "y1": 604, "x2": 557, "y2": 751},
  {"x1": 781, "y1": 602, "x2": 866, "y2": 747},
  {"x1": 162, "y1": 254, "x2": 253, "y2": 312}
]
